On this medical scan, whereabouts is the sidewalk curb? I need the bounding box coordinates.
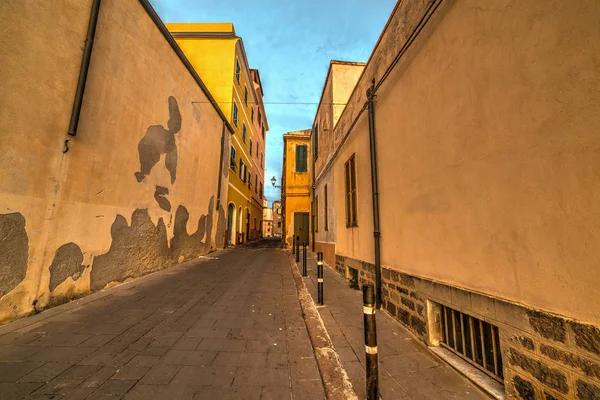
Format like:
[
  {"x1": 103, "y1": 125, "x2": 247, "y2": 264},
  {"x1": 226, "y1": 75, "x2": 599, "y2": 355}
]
[{"x1": 286, "y1": 251, "x2": 358, "y2": 400}]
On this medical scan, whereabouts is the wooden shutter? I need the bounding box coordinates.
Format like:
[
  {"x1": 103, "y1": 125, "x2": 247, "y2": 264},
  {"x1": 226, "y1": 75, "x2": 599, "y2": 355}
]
[
  {"x1": 324, "y1": 184, "x2": 328, "y2": 231},
  {"x1": 296, "y1": 145, "x2": 307, "y2": 172},
  {"x1": 350, "y1": 156, "x2": 357, "y2": 226}
]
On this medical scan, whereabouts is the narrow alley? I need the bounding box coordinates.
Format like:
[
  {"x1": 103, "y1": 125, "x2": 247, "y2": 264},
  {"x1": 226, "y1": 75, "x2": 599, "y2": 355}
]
[{"x1": 0, "y1": 241, "x2": 493, "y2": 399}]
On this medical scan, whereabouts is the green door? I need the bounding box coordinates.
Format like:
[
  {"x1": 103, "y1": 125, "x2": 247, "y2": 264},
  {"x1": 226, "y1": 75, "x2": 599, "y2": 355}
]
[{"x1": 294, "y1": 212, "x2": 310, "y2": 245}]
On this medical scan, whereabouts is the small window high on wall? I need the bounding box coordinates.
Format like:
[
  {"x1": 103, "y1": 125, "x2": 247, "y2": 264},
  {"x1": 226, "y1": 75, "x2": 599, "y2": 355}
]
[
  {"x1": 324, "y1": 184, "x2": 328, "y2": 231},
  {"x1": 345, "y1": 154, "x2": 357, "y2": 227},
  {"x1": 296, "y1": 145, "x2": 307, "y2": 173},
  {"x1": 313, "y1": 123, "x2": 319, "y2": 160}
]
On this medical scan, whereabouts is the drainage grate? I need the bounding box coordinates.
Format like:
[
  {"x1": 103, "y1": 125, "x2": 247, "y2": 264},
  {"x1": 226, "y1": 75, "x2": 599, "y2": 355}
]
[{"x1": 440, "y1": 305, "x2": 504, "y2": 382}]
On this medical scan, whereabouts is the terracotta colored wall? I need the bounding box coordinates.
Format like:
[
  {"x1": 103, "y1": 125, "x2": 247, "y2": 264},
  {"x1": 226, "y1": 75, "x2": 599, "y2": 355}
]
[
  {"x1": 331, "y1": 0, "x2": 600, "y2": 325},
  {"x1": 0, "y1": 0, "x2": 230, "y2": 323}
]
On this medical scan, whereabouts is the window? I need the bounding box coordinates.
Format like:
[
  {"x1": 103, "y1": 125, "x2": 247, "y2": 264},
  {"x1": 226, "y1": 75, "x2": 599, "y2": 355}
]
[
  {"x1": 296, "y1": 145, "x2": 308, "y2": 173},
  {"x1": 440, "y1": 305, "x2": 504, "y2": 382},
  {"x1": 251, "y1": 108, "x2": 254, "y2": 122},
  {"x1": 278, "y1": 222, "x2": 281, "y2": 228},
  {"x1": 244, "y1": 87, "x2": 249, "y2": 106},
  {"x1": 262, "y1": 125, "x2": 265, "y2": 139},
  {"x1": 249, "y1": 139, "x2": 253, "y2": 155},
  {"x1": 256, "y1": 144, "x2": 259, "y2": 158},
  {"x1": 230, "y1": 146, "x2": 237, "y2": 170},
  {"x1": 235, "y1": 58, "x2": 241, "y2": 84},
  {"x1": 324, "y1": 184, "x2": 328, "y2": 231},
  {"x1": 240, "y1": 159, "x2": 246, "y2": 182},
  {"x1": 259, "y1": 182, "x2": 263, "y2": 199},
  {"x1": 314, "y1": 123, "x2": 319, "y2": 160},
  {"x1": 314, "y1": 196, "x2": 319, "y2": 232},
  {"x1": 242, "y1": 124, "x2": 247, "y2": 143},
  {"x1": 233, "y1": 102, "x2": 239, "y2": 127},
  {"x1": 345, "y1": 154, "x2": 357, "y2": 227},
  {"x1": 258, "y1": 110, "x2": 262, "y2": 125},
  {"x1": 255, "y1": 175, "x2": 258, "y2": 193},
  {"x1": 248, "y1": 173, "x2": 252, "y2": 188}
]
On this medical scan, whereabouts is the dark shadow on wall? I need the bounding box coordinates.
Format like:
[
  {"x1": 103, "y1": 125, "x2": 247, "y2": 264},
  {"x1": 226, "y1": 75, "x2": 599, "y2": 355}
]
[
  {"x1": 0, "y1": 213, "x2": 28, "y2": 296},
  {"x1": 170, "y1": 196, "x2": 215, "y2": 261},
  {"x1": 135, "y1": 96, "x2": 181, "y2": 185},
  {"x1": 48, "y1": 243, "x2": 87, "y2": 292},
  {"x1": 215, "y1": 203, "x2": 226, "y2": 249},
  {"x1": 90, "y1": 209, "x2": 169, "y2": 291}
]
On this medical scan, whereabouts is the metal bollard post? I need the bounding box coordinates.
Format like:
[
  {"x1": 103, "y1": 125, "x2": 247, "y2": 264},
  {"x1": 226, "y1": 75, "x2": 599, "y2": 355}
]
[
  {"x1": 292, "y1": 236, "x2": 296, "y2": 256},
  {"x1": 296, "y1": 236, "x2": 300, "y2": 263},
  {"x1": 363, "y1": 284, "x2": 379, "y2": 400},
  {"x1": 302, "y1": 243, "x2": 307, "y2": 276},
  {"x1": 317, "y1": 252, "x2": 324, "y2": 305}
]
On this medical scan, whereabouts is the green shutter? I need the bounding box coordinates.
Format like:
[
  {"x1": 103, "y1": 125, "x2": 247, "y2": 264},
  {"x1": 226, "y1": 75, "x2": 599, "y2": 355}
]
[{"x1": 296, "y1": 145, "x2": 307, "y2": 172}]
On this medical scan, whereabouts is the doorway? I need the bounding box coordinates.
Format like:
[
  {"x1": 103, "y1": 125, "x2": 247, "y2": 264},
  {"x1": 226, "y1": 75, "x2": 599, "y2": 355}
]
[
  {"x1": 227, "y1": 203, "x2": 235, "y2": 245},
  {"x1": 245, "y1": 210, "x2": 250, "y2": 241},
  {"x1": 294, "y1": 212, "x2": 310, "y2": 246}
]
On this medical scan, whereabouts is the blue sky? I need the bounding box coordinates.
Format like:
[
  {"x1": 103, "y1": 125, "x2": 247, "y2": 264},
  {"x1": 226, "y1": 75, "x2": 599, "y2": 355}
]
[{"x1": 150, "y1": 0, "x2": 397, "y2": 203}]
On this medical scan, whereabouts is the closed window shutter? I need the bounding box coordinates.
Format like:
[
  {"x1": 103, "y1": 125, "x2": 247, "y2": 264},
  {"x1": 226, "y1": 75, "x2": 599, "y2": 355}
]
[
  {"x1": 296, "y1": 145, "x2": 307, "y2": 172},
  {"x1": 350, "y1": 157, "x2": 357, "y2": 225}
]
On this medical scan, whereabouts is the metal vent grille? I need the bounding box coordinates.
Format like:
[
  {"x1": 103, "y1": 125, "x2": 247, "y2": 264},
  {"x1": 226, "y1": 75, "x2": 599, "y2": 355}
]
[{"x1": 440, "y1": 305, "x2": 504, "y2": 382}]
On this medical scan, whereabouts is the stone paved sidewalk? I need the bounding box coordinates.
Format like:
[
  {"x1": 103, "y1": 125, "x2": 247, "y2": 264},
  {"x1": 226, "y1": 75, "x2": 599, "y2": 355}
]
[
  {"x1": 0, "y1": 242, "x2": 325, "y2": 399},
  {"x1": 297, "y1": 250, "x2": 490, "y2": 399}
]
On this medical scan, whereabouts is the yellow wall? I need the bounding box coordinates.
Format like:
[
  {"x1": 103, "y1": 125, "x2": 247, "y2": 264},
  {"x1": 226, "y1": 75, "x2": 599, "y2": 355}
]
[
  {"x1": 166, "y1": 24, "x2": 259, "y2": 243},
  {"x1": 0, "y1": 0, "x2": 230, "y2": 322},
  {"x1": 283, "y1": 131, "x2": 311, "y2": 246}
]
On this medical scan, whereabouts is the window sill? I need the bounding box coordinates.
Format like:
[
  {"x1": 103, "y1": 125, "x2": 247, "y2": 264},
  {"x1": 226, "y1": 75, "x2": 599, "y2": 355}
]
[{"x1": 429, "y1": 346, "x2": 505, "y2": 400}]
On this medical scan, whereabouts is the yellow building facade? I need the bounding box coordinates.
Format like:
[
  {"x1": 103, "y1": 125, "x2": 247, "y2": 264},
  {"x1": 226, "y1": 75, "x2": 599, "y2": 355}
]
[
  {"x1": 281, "y1": 129, "x2": 311, "y2": 247},
  {"x1": 167, "y1": 23, "x2": 265, "y2": 245}
]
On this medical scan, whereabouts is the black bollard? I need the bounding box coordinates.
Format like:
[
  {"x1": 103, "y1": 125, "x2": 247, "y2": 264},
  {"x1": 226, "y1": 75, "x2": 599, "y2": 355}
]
[
  {"x1": 295, "y1": 236, "x2": 300, "y2": 263},
  {"x1": 302, "y1": 243, "x2": 307, "y2": 276},
  {"x1": 317, "y1": 252, "x2": 324, "y2": 305},
  {"x1": 363, "y1": 284, "x2": 379, "y2": 400},
  {"x1": 292, "y1": 236, "x2": 296, "y2": 256}
]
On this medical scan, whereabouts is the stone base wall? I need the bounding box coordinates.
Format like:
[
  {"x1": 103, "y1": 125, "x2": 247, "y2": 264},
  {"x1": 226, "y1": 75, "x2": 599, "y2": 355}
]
[
  {"x1": 334, "y1": 254, "x2": 600, "y2": 399},
  {"x1": 335, "y1": 254, "x2": 427, "y2": 339}
]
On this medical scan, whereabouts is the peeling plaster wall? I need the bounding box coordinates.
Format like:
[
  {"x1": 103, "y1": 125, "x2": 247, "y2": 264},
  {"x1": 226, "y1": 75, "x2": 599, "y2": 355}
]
[{"x1": 0, "y1": 0, "x2": 229, "y2": 323}]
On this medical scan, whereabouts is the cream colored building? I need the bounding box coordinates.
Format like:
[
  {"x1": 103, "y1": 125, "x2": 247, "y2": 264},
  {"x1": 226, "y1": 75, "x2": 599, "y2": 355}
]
[
  {"x1": 0, "y1": 0, "x2": 231, "y2": 323},
  {"x1": 310, "y1": 1, "x2": 600, "y2": 398},
  {"x1": 311, "y1": 60, "x2": 365, "y2": 267},
  {"x1": 262, "y1": 199, "x2": 273, "y2": 238},
  {"x1": 272, "y1": 200, "x2": 283, "y2": 238}
]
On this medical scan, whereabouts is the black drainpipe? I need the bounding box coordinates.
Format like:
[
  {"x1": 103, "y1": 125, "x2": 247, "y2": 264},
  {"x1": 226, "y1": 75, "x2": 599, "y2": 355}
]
[
  {"x1": 311, "y1": 134, "x2": 316, "y2": 252},
  {"x1": 68, "y1": 0, "x2": 101, "y2": 136},
  {"x1": 367, "y1": 82, "x2": 382, "y2": 308},
  {"x1": 216, "y1": 120, "x2": 226, "y2": 211}
]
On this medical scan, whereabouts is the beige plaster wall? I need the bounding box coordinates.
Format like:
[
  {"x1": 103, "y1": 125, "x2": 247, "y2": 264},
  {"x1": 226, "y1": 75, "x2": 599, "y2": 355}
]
[
  {"x1": 331, "y1": 63, "x2": 365, "y2": 129},
  {"x1": 333, "y1": 0, "x2": 600, "y2": 325},
  {"x1": 313, "y1": 72, "x2": 334, "y2": 178},
  {"x1": 0, "y1": 0, "x2": 229, "y2": 323}
]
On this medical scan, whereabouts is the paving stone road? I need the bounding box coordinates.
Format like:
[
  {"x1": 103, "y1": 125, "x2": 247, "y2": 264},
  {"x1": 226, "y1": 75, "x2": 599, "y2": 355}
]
[{"x1": 0, "y1": 240, "x2": 326, "y2": 399}]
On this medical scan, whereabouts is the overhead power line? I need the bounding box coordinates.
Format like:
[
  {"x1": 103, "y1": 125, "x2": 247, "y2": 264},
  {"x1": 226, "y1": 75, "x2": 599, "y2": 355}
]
[{"x1": 191, "y1": 101, "x2": 351, "y2": 105}]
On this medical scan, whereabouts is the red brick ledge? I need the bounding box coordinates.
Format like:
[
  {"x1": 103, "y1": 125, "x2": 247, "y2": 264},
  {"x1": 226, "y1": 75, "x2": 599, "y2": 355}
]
[{"x1": 286, "y1": 251, "x2": 358, "y2": 400}]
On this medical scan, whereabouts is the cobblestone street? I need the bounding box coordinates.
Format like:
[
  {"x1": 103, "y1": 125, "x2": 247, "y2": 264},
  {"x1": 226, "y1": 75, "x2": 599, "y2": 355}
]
[{"x1": 0, "y1": 241, "x2": 325, "y2": 399}]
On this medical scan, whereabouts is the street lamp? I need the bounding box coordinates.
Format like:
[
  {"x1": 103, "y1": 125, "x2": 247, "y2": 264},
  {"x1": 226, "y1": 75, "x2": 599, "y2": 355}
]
[{"x1": 271, "y1": 176, "x2": 281, "y2": 188}]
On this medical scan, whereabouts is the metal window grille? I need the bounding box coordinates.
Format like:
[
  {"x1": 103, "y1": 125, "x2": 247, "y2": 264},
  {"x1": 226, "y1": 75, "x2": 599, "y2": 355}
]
[{"x1": 440, "y1": 305, "x2": 504, "y2": 382}]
